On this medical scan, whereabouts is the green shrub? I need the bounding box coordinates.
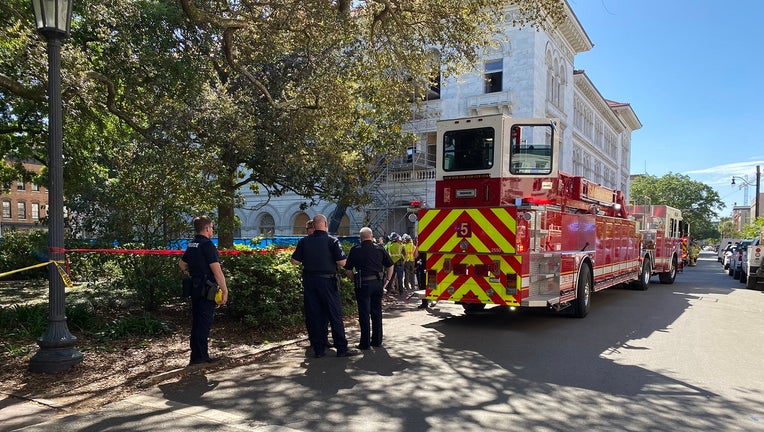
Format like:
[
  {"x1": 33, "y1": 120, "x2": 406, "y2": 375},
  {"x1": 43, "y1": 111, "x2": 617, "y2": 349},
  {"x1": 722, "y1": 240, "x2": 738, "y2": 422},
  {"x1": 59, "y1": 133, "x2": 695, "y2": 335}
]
[
  {"x1": 0, "y1": 303, "x2": 48, "y2": 339},
  {"x1": 119, "y1": 252, "x2": 181, "y2": 311},
  {"x1": 223, "y1": 248, "x2": 357, "y2": 329},
  {"x1": 0, "y1": 230, "x2": 49, "y2": 280},
  {"x1": 95, "y1": 313, "x2": 172, "y2": 341}
]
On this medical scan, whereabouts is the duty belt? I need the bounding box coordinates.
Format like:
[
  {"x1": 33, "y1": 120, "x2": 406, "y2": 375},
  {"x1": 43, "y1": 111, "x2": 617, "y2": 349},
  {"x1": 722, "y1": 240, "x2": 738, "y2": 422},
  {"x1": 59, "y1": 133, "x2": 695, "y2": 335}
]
[
  {"x1": 361, "y1": 275, "x2": 380, "y2": 281},
  {"x1": 307, "y1": 273, "x2": 336, "y2": 279}
]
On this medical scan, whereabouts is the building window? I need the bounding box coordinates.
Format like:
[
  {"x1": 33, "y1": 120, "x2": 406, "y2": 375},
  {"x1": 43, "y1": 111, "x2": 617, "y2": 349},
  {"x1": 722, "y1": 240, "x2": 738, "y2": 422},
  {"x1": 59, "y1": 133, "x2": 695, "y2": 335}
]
[
  {"x1": 427, "y1": 132, "x2": 437, "y2": 167},
  {"x1": 32, "y1": 183, "x2": 40, "y2": 192},
  {"x1": 406, "y1": 147, "x2": 416, "y2": 163},
  {"x1": 17, "y1": 181, "x2": 25, "y2": 191},
  {"x1": 293, "y1": 212, "x2": 311, "y2": 235},
  {"x1": 2, "y1": 201, "x2": 10, "y2": 218},
  {"x1": 484, "y1": 59, "x2": 503, "y2": 93},
  {"x1": 32, "y1": 203, "x2": 40, "y2": 220},
  {"x1": 17, "y1": 202, "x2": 26, "y2": 220},
  {"x1": 259, "y1": 213, "x2": 275, "y2": 237}
]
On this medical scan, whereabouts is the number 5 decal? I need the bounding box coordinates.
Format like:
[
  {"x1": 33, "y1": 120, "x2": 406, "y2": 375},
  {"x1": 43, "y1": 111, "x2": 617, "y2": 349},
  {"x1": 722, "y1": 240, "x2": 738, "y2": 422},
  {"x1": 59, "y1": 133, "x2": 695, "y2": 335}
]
[{"x1": 456, "y1": 221, "x2": 471, "y2": 237}]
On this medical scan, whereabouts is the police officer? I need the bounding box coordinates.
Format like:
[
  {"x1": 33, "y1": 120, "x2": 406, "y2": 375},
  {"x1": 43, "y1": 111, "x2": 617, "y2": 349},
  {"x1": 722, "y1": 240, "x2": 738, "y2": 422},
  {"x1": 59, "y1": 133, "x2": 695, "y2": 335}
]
[
  {"x1": 179, "y1": 215, "x2": 228, "y2": 365},
  {"x1": 291, "y1": 214, "x2": 359, "y2": 358},
  {"x1": 344, "y1": 227, "x2": 394, "y2": 350},
  {"x1": 303, "y1": 219, "x2": 332, "y2": 349}
]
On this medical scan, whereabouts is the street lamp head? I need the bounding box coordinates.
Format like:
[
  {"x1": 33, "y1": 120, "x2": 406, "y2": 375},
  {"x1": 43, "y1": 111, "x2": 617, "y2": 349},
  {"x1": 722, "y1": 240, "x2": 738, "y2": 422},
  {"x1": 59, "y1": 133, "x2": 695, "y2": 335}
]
[
  {"x1": 31, "y1": 0, "x2": 73, "y2": 39},
  {"x1": 731, "y1": 177, "x2": 736, "y2": 185}
]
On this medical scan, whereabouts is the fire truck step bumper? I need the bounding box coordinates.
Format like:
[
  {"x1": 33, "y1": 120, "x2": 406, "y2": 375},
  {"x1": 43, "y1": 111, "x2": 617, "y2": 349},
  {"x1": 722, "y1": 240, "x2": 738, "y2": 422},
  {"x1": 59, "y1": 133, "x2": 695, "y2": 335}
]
[{"x1": 522, "y1": 295, "x2": 559, "y2": 307}]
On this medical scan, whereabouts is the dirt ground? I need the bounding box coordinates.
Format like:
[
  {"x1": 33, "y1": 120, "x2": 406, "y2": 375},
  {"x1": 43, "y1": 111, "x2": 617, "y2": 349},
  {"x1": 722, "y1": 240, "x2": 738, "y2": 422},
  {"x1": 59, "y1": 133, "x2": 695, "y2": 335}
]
[{"x1": 0, "y1": 306, "x2": 306, "y2": 414}]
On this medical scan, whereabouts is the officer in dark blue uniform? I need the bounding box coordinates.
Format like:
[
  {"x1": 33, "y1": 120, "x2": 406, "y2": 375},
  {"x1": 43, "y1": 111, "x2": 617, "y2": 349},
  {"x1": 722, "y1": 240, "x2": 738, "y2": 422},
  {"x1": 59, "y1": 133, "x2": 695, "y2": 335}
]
[
  {"x1": 344, "y1": 227, "x2": 394, "y2": 349},
  {"x1": 291, "y1": 214, "x2": 359, "y2": 358},
  {"x1": 179, "y1": 215, "x2": 228, "y2": 365}
]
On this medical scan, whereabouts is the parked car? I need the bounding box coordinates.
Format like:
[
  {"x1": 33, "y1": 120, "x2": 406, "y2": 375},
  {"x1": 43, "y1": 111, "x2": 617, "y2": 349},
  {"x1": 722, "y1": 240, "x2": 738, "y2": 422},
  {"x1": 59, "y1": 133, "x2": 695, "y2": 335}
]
[
  {"x1": 739, "y1": 237, "x2": 761, "y2": 285},
  {"x1": 729, "y1": 239, "x2": 754, "y2": 279},
  {"x1": 722, "y1": 243, "x2": 737, "y2": 270},
  {"x1": 718, "y1": 238, "x2": 742, "y2": 263}
]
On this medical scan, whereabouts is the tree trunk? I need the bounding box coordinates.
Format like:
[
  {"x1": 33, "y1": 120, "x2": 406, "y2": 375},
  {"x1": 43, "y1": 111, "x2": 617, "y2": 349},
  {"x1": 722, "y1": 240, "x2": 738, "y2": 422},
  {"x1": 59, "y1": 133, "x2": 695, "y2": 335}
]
[
  {"x1": 217, "y1": 159, "x2": 237, "y2": 250},
  {"x1": 328, "y1": 204, "x2": 346, "y2": 236}
]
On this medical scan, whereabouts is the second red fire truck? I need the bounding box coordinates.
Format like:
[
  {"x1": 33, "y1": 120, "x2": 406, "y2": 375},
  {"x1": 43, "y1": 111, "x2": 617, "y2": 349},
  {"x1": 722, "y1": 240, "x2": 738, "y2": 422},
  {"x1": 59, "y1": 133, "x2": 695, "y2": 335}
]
[{"x1": 417, "y1": 114, "x2": 685, "y2": 317}]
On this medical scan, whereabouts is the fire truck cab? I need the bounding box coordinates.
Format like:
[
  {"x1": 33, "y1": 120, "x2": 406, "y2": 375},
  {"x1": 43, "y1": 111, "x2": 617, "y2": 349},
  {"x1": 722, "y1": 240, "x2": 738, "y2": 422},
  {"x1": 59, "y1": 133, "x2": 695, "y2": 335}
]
[{"x1": 418, "y1": 114, "x2": 675, "y2": 318}]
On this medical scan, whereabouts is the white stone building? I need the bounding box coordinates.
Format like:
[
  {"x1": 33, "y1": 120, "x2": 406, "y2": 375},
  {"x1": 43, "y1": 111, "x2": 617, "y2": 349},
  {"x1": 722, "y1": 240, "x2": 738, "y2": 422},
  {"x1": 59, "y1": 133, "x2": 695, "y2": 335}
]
[{"x1": 234, "y1": 2, "x2": 641, "y2": 241}]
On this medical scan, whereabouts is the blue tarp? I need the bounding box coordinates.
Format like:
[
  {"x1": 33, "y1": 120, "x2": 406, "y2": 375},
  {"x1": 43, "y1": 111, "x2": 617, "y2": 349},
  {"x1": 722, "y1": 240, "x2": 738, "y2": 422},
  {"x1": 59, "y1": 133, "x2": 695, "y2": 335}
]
[{"x1": 169, "y1": 236, "x2": 360, "y2": 250}]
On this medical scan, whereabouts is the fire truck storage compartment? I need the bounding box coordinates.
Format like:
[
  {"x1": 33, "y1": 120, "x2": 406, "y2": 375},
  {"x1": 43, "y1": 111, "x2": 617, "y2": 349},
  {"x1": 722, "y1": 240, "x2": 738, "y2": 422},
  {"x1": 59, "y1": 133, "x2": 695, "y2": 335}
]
[{"x1": 529, "y1": 252, "x2": 561, "y2": 297}]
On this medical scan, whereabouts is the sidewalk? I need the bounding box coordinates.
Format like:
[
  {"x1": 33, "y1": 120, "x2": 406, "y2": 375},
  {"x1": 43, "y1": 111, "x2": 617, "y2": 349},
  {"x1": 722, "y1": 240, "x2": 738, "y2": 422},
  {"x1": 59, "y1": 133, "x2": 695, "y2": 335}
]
[
  {"x1": 0, "y1": 338, "x2": 306, "y2": 432},
  {"x1": 1, "y1": 294, "x2": 427, "y2": 432}
]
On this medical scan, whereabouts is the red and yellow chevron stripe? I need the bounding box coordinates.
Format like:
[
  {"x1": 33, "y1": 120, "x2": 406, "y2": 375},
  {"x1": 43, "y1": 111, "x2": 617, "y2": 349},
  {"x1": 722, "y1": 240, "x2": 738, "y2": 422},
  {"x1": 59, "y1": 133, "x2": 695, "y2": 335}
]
[
  {"x1": 418, "y1": 208, "x2": 518, "y2": 254},
  {"x1": 418, "y1": 208, "x2": 522, "y2": 306}
]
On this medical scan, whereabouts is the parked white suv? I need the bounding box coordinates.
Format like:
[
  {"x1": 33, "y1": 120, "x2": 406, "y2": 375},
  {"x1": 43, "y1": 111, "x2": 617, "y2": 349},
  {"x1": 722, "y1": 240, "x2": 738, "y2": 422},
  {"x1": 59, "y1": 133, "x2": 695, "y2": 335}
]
[
  {"x1": 729, "y1": 239, "x2": 754, "y2": 279},
  {"x1": 740, "y1": 237, "x2": 762, "y2": 289}
]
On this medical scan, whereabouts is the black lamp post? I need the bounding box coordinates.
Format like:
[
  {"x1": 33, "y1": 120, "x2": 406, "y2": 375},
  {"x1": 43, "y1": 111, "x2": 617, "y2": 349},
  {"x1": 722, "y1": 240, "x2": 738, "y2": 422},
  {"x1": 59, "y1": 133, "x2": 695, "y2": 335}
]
[
  {"x1": 29, "y1": 0, "x2": 83, "y2": 373},
  {"x1": 731, "y1": 165, "x2": 761, "y2": 220}
]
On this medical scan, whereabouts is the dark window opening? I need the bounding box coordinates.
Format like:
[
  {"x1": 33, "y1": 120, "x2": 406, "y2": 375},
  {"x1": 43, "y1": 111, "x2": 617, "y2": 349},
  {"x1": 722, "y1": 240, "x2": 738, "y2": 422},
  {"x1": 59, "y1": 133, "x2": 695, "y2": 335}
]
[
  {"x1": 443, "y1": 127, "x2": 495, "y2": 172},
  {"x1": 484, "y1": 59, "x2": 503, "y2": 93}
]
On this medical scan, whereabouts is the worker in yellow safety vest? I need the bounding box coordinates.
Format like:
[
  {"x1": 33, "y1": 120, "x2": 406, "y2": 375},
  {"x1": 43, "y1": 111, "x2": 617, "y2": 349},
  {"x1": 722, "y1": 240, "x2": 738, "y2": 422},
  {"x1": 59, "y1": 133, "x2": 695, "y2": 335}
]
[
  {"x1": 402, "y1": 234, "x2": 416, "y2": 291},
  {"x1": 386, "y1": 233, "x2": 405, "y2": 296}
]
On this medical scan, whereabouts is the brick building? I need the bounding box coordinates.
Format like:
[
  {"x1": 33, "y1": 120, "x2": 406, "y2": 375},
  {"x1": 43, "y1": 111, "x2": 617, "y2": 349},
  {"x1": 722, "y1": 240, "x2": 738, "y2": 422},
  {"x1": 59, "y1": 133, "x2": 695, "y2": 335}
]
[{"x1": 1, "y1": 162, "x2": 49, "y2": 235}]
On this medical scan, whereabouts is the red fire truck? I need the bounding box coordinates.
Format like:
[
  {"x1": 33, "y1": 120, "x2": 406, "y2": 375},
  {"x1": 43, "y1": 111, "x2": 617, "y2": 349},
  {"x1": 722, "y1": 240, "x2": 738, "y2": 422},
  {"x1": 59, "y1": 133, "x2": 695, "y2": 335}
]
[{"x1": 417, "y1": 114, "x2": 684, "y2": 317}]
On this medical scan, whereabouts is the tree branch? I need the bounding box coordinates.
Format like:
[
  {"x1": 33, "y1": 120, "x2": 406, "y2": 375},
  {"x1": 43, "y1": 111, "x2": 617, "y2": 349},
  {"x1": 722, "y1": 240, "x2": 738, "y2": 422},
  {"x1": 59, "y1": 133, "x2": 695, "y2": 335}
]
[
  {"x1": 85, "y1": 71, "x2": 149, "y2": 137},
  {"x1": 0, "y1": 73, "x2": 45, "y2": 102}
]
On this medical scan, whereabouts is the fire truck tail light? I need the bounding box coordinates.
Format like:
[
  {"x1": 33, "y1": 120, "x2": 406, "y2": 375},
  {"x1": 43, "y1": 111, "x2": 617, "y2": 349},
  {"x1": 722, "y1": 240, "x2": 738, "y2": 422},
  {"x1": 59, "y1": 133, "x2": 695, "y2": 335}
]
[
  {"x1": 506, "y1": 273, "x2": 518, "y2": 293},
  {"x1": 427, "y1": 270, "x2": 437, "y2": 288},
  {"x1": 453, "y1": 263, "x2": 468, "y2": 275},
  {"x1": 444, "y1": 258, "x2": 452, "y2": 273},
  {"x1": 523, "y1": 197, "x2": 553, "y2": 205},
  {"x1": 474, "y1": 264, "x2": 490, "y2": 277}
]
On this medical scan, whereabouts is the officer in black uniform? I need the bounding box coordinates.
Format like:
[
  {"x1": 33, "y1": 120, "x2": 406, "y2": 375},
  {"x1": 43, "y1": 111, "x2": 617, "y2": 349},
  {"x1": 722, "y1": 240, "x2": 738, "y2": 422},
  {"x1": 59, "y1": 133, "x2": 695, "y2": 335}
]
[
  {"x1": 291, "y1": 214, "x2": 359, "y2": 358},
  {"x1": 179, "y1": 215, "x2": 228, "y2": 365},
  {"x1": 344, "y1": 227, "x2": 394, "y2": 350}
]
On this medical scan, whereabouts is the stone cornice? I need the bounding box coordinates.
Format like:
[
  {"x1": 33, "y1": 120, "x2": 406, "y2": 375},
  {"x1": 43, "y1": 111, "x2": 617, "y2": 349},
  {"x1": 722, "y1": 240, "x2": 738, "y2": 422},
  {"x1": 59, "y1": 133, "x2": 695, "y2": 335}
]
[
  {"x1": 557, "y1": 0, "x2": 594, "y2": 54},
  {"x1": 573, "y1": 71, "x2": 637, "y2": 133}
]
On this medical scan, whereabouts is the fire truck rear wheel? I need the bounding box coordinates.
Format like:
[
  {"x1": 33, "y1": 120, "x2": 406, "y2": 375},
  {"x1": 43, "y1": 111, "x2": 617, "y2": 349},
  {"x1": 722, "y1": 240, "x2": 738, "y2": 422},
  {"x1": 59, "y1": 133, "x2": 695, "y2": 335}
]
[
  {"x1": 746, "y1": 275, "x2": 758, "y2": 289},
  {"x1": 658, "y1": 257, "x2": 677, "y2": 284},
  {"x1": 632, "y1": 258, "x2": 651, "y2": 291},
  {"x1": 573, "y1": 265, "x2": 591, "y2": 318}
]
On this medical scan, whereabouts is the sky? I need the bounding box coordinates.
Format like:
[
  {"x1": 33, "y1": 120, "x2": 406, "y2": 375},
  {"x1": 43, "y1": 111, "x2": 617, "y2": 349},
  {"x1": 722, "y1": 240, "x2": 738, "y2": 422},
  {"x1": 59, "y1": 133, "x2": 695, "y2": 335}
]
[{"x1": 567, "y1": 0, "x2": 764, "y2": 219}]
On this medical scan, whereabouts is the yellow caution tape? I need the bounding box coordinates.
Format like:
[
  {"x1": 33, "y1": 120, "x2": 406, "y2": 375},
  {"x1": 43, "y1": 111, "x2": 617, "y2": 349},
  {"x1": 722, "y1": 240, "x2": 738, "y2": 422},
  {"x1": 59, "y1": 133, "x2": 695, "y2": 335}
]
[
  {"x1": 54, "y1": 261, "x2": 74, "y2": 287},
  {"x1": 0, "y1": 260, "x2": 73, "y2": 287},
  {"x1": 0, "y1": 261, "x2": 51, "y2": 279}
]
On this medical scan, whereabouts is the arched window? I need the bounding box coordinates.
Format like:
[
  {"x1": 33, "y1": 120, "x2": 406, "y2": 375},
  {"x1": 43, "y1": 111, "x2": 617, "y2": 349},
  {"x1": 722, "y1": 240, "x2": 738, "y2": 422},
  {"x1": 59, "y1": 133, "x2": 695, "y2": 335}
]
[
  {"x1": 557, "y1": 64, "x2": 566, "y2": 108},
  {"x1": 293, "y1": 212, "x2": 311, "y2": 235},
  {"x1": 259, "y1": 213, "x2": 275, "y2": 238},
  {"x1": 552, "y1": 58, "x2": 559, "y2": 105}
]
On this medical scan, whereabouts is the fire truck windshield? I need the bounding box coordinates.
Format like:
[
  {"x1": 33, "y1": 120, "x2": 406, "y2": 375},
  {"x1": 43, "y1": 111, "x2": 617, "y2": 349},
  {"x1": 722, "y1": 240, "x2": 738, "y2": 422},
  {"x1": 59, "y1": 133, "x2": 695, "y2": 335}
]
[
  {"x1": 509, "y1": 124, "x2": 553, "y2": 175},
  {"x1": 442, "y1": 127, "x2": 495, "y2": 171}
]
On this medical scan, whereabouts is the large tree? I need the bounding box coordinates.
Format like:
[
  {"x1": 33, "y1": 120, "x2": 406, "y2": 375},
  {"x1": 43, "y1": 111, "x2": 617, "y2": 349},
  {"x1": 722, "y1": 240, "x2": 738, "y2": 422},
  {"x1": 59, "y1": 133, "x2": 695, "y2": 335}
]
[
  {"x1": 1, "y1": 0, "x2": 565, "y2": 247},
  {"x1": 630, "y1": 173, "x2": 725, "y2": 240}
]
